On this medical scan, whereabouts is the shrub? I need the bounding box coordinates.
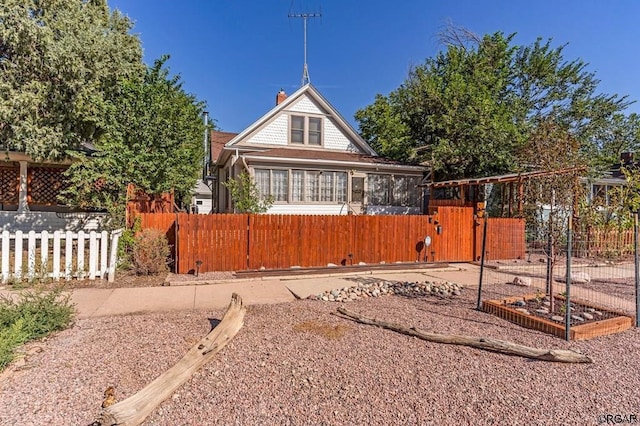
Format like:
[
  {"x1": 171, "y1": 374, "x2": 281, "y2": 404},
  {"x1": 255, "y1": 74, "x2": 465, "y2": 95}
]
[
  {"x1": 118, "y1": 215, "x2": 142, "y2": 270},
  {"x1": 0, "y1": 289, "x2": 74, "y2": 370},
  {"x1": 132, "y1": 228, "x2": 170, "y2": 275}
]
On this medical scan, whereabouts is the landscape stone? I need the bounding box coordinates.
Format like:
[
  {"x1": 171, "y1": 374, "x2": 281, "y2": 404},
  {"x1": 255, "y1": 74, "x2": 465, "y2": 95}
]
[
  {"x1": 316, "y1": 279, "x2": 464, "y2": 302},
  {"x1": 571, "y1": 315, "x2": 585, "y2": 322},
  {"x1": 535, "y1": 308, "x2": 549, "y2": 314},
  {"x1": 551, "y1": 315, "x2": 564, "y2": 322},
  {"x1": 515, "y1": 308, "x2": 530, "y2": 315},
  {"x1": 582, "y1": 312, "x2": 594, "y2": 320},
  {"x1": 570, "y1": 271, "x2": 591, "y2": 283},
  {"x1": 511, "y1": 276, "x2": 532, "y2": 287}
]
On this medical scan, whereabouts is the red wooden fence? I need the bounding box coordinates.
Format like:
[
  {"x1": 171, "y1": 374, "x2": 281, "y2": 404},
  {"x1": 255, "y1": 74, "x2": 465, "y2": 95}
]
[
  {"x1": 138, "y1": 206, "x2": 524, "y2": 273},
  {"x1": 484, "y1": 217, "x2": 526, "y2": 261},
  {"x1": 580, "y1": 228, "x2": 635, "y2": 257}
]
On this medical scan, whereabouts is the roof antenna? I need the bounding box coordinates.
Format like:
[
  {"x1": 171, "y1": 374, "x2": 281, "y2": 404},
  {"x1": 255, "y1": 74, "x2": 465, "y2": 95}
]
[{"x1": 288, "y1": 3, "x2": 321, "y2": 86}]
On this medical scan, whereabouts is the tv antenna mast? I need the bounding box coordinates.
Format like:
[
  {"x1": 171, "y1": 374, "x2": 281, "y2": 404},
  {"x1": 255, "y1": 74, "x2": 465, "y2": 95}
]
[{"x1": 288, "y1": 7, "x2": 321, "y2": 86}]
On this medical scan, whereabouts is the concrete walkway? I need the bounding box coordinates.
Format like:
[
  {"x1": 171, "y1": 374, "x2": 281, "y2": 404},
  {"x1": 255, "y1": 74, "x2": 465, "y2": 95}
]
[
  {"x1": 2, "y1": 262, "x2": 634, "y2": 318},
  {"x1": 65, "y1": 264, "x2": 481, "y2": 319}
]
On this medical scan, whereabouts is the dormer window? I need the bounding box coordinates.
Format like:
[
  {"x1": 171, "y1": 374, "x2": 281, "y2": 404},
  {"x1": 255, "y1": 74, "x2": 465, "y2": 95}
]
[{"x1": 290, "y1": 115, "x2": 322, "y2": 146}]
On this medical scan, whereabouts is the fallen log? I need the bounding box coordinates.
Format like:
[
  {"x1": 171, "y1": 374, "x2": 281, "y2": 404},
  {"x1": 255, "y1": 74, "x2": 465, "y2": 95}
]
[
  {"x1": 91, "y1": 293, "x2": 246, "y2": 426},
  {"x1": 336, "y1": 307, "x2": 593, "y2": 364}
]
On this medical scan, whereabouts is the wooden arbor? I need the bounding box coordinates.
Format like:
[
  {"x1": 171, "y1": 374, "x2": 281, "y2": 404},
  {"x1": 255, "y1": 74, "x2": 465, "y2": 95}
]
[{"x1": 422, "y1": 167, "x2": 586, "y2": 218}]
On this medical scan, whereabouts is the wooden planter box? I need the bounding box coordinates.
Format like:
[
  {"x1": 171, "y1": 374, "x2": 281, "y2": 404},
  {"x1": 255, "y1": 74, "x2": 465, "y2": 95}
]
[{"x1": 482, "y1": 294, "x2": 634, "y2": 340}]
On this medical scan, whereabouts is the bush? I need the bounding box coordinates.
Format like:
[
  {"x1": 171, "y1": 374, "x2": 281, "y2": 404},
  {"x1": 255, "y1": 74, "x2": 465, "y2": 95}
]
[
  {"x1": 132, "y1": 228, "x2": 170, "y2": 275},
  {"x1": 0, "y1": 289, "x2": 74, "y2": 370},
  {"x1": 118, "y1": 215, "x2": 142, "y2": 270}
]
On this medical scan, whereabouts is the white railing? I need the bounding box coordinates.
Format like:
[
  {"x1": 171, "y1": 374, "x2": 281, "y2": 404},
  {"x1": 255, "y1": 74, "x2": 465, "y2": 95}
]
[{"x1": 0, "y1": 229, "x2": 123, "y2": 283}]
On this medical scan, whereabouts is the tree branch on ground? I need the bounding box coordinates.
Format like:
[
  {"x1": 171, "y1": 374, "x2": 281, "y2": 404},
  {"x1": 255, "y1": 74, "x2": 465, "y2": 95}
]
[
  {"x1": 337, "y1": 307, "x2": 593, "y2": 363},
  {"x1": 91, "y1": 293, "x2": 246, "y2": 426}
]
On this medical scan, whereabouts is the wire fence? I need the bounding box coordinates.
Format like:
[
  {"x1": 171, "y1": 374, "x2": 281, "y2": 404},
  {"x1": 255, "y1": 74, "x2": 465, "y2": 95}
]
[{"x1": 477, "y1": 212, "x2": 639, "y2": 340}]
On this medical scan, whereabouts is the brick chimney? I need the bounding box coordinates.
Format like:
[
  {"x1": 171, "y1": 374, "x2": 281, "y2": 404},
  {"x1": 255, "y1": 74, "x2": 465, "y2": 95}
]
[{"x1": 276, "y1": 89, "x2": 287, "y2": 105}]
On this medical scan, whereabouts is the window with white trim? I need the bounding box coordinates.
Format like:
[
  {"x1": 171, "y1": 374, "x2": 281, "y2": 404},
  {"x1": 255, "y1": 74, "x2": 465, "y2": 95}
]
[
  {"x1": 272, "y1": 170, "x2": 288, "y2": 202},
  {"x1": 290, "y1": 115, "x2": 323, "y2": 146},
  {"x1": 254, "y1": 169, "x2": 270, "y2": 201},
  {"x1": 291, "y1": 116, "x2": 305, "y2": 144},
  {"x1": 256, "y1": 168, "x2": 347, "y2": 203},
  {"x1": 292, "y1": 170, "x2": 304, "y2": 202},
  {"x1": 308, "y1": 117, "x2": 322, "y2": 145}
]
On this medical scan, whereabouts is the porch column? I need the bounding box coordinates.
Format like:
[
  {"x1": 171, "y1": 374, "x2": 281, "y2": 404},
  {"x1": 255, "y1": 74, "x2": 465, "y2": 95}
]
[{"x1": 17, "y1": 161, "x2": 29, "y2": 213}]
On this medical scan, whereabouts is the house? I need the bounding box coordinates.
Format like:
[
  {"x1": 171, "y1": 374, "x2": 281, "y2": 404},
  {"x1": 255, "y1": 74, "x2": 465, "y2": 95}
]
[
  {"x1": 190, "y1": 131, "x2": 237, "y2": 214},
  {"x1": 585, "y1": 152, "x2": 637, "y2": 207},
  {"x1": 210, "y1": 84, "x2": 426, "y2": 215},
  {"x1": 0, "y1": 150, "x2": 107, "y2": 232}
]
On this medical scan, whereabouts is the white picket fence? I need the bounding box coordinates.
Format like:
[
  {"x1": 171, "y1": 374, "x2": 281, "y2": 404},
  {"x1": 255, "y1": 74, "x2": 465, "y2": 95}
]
[{"x1": 0, "y1": 229, "x2": 123, "y2": 283}]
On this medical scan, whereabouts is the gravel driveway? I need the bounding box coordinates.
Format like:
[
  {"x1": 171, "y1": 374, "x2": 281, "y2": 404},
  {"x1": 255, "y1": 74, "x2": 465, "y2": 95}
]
[{"x1": 1, "y1": 291, "x2": 639, "y2": 425}]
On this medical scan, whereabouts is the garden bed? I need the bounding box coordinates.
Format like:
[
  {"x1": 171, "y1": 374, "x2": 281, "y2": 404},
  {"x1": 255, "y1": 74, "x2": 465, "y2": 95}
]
[{"x1": 482, "y1": 293, "x2": 634, "y2": 340}]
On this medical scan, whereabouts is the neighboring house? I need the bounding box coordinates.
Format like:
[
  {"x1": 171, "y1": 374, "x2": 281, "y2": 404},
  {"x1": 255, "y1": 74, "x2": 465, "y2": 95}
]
[
  {"x1": 0, "y1": 150, "x2": 107, "y2": 232},
  {"x1": 191, "y1": 179, "x2": 213, "y2": 214},
  {"x1": 585, "y1": 152, "x2": 637, "y2": 207},
  {"x1": 190, "y1": 131, "x2": 237, "y2": 214},
  {"x1": 210, "y1": 84, "x2": 425, "y2": 215}
]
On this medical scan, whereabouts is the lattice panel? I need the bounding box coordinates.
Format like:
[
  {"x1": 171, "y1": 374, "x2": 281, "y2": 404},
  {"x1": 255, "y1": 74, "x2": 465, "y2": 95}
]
[
  {"x1": 29, "y1": 166, "x2": 70, "y2": 205},
  {"x1": 0, "y1": 164, "x2": 19, "y2": 204}
]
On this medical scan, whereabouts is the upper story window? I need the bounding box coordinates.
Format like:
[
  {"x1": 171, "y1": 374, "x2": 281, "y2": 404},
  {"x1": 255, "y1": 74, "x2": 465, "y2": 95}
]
[{"x1": 290, "y1": 114, "x2": 322, "y2": 146}]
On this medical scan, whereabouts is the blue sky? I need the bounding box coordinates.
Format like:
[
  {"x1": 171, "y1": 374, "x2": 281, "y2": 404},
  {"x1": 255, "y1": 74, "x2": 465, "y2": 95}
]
[{"x1": 108, "y1": 0, "x2": 640, "y2": 133}]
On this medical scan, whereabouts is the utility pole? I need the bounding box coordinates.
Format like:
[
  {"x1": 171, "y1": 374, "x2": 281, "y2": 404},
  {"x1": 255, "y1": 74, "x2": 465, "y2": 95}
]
[
  {"x1": 288, "y1": 10, "x2": 321, "y2": 86},
  {"x1": 202, "y1": 111, "x2": 209, "y2": 180}
]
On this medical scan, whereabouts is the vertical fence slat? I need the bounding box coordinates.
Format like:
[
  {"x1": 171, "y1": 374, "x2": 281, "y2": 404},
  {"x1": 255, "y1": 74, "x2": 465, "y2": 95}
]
[
  {"x1": 89, "y1": 231, "x2": 97, "y2": 280},
  {"x1": 52, "y1": 231, "x2": 61, "y2": 280},
  {"x1": 65, "y1": 231, "x2": 73, "y2": 280},
  {"x1": 2, "y1": 231, "x2": 9, "y2": 282},
  {"x1": 27, "y1": 230, "x2": 36, "y2": 279},
  {"x1": 14, "y1": 230, "x2": 23, "y2": 279},
  {"x1": 41, "y1": 231, "x2": 49, "y2": 278},
  {"x1": 100, "y1": 231, "x2": 108, "y2": 278}
]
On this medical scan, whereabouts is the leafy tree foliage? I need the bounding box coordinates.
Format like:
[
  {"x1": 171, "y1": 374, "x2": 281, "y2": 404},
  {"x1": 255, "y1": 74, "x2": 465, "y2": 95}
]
[
  {"x1": 355, "y1": 30, "x2": 635, "y2": 181},
  {"x1": 0, "y1": 0, "x2": 144, "y2": 160},
  {"x1": 62, "y1": 57, "x2": 206, "y2": 226},
  {"x1": 223, "y1": 172, "x2": 274, "y2": 213}
]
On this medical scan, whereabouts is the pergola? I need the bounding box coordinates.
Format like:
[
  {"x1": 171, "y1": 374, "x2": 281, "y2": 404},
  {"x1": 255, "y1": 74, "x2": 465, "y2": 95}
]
[{"x1": 422, "y1": 167, "x2": 585, "y2": 217}]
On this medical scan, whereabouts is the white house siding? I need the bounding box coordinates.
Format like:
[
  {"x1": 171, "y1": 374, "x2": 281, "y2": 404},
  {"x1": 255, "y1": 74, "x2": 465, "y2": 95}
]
[
  {"x1": 266, "y1": 204, "x2": 349, "y2": 215},
  {"x1": 288, "y1": 96, "x2": 323, "y2": 115},
  {"x1": 0, "y1": 212, "x2": 108, "y2": 232},
  {"x1": 192, "y1": 196, "x2": 212, "y2": 214},
  {"x1": 246, "y1": 115, "x2": 288, "y2": 146},
  {"x1": 324, "y1": 118, "x2": 360, "y2": 152}
]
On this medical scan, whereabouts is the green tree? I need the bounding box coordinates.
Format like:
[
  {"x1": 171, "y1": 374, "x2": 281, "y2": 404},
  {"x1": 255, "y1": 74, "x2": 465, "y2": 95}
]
[
  {"x1": 354, "y1": 94, "x2": 413, "y2": 162},
  {"x1": 62, "y1": 57, "x2": 206, "y2": 226},
  {"x1": 0, "y1": 0, "x2": 144, "y2": 160},
  {"x1": 355, "y1": 29, "x2": 632, "y2": 181},
  {"x1": 223, "y1": 172, "x2": 274, "y2": 213}
]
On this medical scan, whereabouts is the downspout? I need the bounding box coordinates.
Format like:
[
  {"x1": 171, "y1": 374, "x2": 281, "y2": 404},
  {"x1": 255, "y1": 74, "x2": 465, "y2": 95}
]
[{"x1": 240, "y1": 156, "x2": 250, "y2": 173}]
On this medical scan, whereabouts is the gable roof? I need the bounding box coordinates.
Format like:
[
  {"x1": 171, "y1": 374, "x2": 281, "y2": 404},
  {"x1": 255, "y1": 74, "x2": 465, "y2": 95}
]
[
  {"x1": 210, "y1": 131, "x2": 237, "y2": 163},
  {"x1": 224, "y1": 84, "x2": 376, "y2": 156}
]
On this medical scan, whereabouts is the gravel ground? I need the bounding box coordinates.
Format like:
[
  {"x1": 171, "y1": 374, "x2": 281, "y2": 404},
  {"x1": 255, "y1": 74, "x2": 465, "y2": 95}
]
[{"x1": 1, "y1": 290, "x2": 639, "y2": 425}]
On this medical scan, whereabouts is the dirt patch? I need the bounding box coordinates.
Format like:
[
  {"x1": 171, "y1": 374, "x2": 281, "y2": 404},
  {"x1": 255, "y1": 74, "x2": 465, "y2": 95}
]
[
  {"x1": 576, "y1": 277, "x2": 637, "y2": 301},
  {"x1": 293, "y1": 321, "x2": 351, "y2": 340}
]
